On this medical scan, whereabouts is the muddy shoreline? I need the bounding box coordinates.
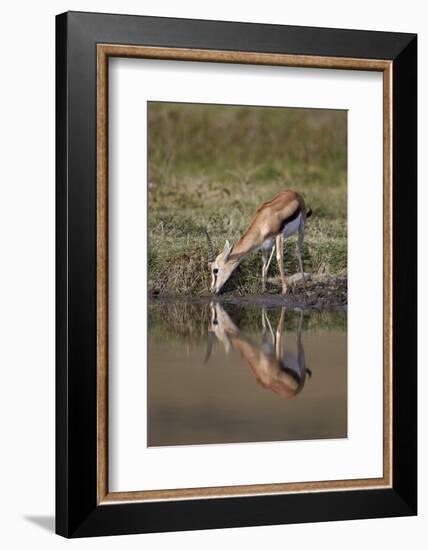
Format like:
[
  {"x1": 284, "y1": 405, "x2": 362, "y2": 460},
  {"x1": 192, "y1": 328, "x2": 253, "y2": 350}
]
[{"x1": 150, "y1": 275, "x2": 347, "y2": 311}]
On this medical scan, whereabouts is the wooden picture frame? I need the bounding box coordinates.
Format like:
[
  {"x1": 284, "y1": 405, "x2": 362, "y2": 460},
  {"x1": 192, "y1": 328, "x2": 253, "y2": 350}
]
[{"x1": 56, "y1": 11, "x2": 417, "y2": 537}]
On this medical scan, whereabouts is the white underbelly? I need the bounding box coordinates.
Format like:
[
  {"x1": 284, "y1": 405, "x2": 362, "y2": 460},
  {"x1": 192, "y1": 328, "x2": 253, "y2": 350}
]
[
  {"x1": 282, "y1": 352, "x2": 302, "y2": 377},
  {"x1": 260, "y1": 213, "x2": 302, "y2": 251},
  {"x1": 261, "y1": 236, "x2": 275, "y2": 251},
  {"x1": 282, "y1": 212, "x2": 302, "y2": 238}
]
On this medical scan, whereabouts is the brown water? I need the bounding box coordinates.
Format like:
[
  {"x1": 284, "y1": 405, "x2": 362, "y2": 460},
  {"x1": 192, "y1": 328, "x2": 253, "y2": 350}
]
[{"x1": 148, "y1": 301, "x2": 347, "y2": 447}]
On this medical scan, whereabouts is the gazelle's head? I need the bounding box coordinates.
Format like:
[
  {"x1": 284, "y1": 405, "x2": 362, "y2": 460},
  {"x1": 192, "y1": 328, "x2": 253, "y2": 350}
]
[
  {"x1": 206, "y1": 302, "x2": 239, "y2": 359},
  {"x1": 205, "y1": 231, "x2": 239, "y2": 294}
]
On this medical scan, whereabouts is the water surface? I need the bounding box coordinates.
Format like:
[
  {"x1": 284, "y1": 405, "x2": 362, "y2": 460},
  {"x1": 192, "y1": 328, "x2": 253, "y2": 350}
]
[{"x1": 148, "y1": 300, "x2": 347, "y2": 446}]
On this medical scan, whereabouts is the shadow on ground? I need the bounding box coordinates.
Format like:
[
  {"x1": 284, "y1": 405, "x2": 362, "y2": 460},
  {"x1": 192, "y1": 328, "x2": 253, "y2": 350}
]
[{"x1": 24, "y1": 515, "x2": 55, "y2": 533}]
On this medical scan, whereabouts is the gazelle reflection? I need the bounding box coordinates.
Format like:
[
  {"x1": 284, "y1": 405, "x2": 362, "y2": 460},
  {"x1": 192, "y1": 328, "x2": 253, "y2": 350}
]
[{"x1": 206, "y1": 304, "x2": 311, "y2": 398}]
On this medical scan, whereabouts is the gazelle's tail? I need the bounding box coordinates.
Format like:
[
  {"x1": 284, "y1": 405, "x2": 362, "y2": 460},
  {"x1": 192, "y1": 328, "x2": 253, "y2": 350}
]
[{"x1": 306, "y1": 208, "x2": 312, "y2": 218}]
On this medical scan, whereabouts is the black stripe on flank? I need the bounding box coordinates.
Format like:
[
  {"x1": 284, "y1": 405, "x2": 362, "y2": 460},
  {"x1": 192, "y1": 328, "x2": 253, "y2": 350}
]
[{"x1": 279, "y1": 207, "x2": 301, "y2": 232}]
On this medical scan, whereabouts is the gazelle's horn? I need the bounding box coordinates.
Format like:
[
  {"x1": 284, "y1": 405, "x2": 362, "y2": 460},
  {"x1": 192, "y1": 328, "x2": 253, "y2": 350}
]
[
  {"x1": 205, "y1": 230, "x2": 215, "y2": 263},
  {"x1": 204, "y1": 330, "x2": 215, "y2": 363}
]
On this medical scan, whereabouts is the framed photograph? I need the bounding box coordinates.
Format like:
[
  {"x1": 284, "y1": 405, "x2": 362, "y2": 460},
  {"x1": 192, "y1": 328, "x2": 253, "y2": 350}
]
[{"x1": 56, "y1": 11, "x2": 417, "y2": 538}]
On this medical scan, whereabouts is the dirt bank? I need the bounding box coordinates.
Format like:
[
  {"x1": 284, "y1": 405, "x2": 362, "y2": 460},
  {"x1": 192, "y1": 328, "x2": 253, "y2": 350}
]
[{"x1": 150, "y1": 274, "x2": 347, "y2": 311}]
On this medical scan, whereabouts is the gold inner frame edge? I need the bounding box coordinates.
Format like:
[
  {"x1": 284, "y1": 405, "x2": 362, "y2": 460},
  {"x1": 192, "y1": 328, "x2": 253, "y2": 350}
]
[{"x1": 96, "y1": 44, "x2": 393, "y2": 505}]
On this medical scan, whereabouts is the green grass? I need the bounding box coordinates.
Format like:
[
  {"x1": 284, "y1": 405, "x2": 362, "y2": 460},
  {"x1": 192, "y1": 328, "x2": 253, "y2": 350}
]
[
  {"x1": 149, "y1": 303, "x2": 347, "y2": 347},
  {"x1": 148, "y1": 102, "x2": 347, "y2": 295}
]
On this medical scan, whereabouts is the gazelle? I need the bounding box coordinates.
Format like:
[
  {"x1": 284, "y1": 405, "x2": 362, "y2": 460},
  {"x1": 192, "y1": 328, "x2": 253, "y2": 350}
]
[
  {"x1": 206, "y1": 303, "x2": 311, "y2": 398},
  {"x1": 206, "y1": 190, "x2": 311, "y2": 294}
]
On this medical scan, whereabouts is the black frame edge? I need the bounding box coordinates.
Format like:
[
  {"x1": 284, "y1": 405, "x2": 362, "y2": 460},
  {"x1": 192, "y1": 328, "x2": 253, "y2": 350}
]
[
  {"x1": 71, "y1": 489, "x2": 414, "y2": 538},
  {"x1": 56, "y1": 10, "x2": 100, "y2": 538},
  {"x1": 392, "y1": 35, "x2": 418, "y2": 514},
  {"x1": 65, "y1": 10, "x2": 415, "y2": 60},
  {"x1": 55, "y1": 11, "x2": 69, "y2": 538},
  {"x1": 55, "y1": 11, "x2": 418, "y2": 538}
]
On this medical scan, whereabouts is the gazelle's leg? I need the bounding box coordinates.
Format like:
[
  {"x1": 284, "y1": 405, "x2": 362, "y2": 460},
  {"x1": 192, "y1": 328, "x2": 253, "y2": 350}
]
[
  {"x1": 261, "y1": 245, "x2": 276, "y2": 292},
  {"x1": 276, "y1": 234, "x2": 287, "y2": 294},
  {"x1": 261, "y1": 307, "x2": 267, "y2": 333},
  {"x1": 261, "y1": 309, "x2": 269, "y2": 349},
  {"x1": 261, "y1": 308, "x2": 276, "y2": 355},
  {"x1": 296, "y1": 223, "x2": 307, "y2": 289},
  {"x1": 266, "y1": 244, "x2": 275, "y2": 274},
  {"x1": 275, "y1": 307, "x2": 286, "y2": 360},
  {"x1": 296, "y1": 309, "x2": 304, "y2": 368},
  {"x1": 261, "y1": 249, "x2": 268, "y2": 292},
  {"x1": 263, "y1": 308, "x2": 275, "y2": 345},
  {"x1": 296, "y1": 308, "x2": 311, "y2": 378},
  {"x1": 261, "y1": 308, "x2": 270, "y2": 342}
]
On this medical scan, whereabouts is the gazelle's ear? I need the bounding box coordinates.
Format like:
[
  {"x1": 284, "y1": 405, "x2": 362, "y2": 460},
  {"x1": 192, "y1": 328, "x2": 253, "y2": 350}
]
[{"x1": 223, "y1": 240, "x2": 234, "y2": 261}]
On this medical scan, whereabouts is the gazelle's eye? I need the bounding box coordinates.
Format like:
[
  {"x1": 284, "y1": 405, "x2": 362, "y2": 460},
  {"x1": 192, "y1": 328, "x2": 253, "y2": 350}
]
[{"x1": 213, "y1": 268, "x2": 219, "y2": 275}]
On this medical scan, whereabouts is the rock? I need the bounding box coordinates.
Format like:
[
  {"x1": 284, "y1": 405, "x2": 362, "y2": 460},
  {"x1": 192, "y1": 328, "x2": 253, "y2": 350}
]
[{"x1": 286, "y1": 272, "x2": 312, "y2": 285}]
